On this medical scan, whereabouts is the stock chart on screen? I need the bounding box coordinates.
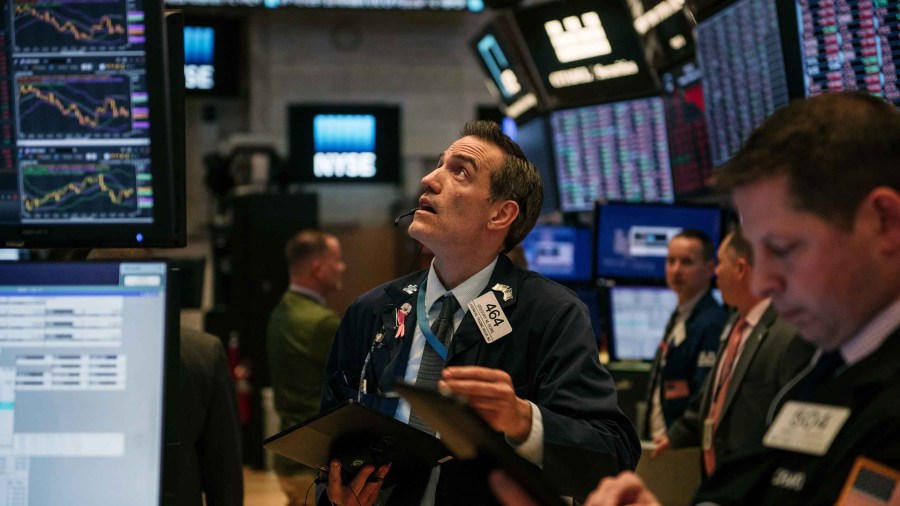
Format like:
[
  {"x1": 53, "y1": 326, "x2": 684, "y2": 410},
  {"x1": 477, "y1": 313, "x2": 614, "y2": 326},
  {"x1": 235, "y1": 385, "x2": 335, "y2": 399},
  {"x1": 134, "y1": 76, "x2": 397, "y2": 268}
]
[{"x1": 0, "y1": 0, "x2": 156, "y2": 225}]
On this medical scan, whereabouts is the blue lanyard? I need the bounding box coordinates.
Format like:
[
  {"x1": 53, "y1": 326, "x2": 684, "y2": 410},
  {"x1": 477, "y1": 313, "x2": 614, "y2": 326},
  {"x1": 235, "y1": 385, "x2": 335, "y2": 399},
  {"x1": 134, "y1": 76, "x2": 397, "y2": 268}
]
[{"x1": 416, "y1": 278, "x2": 450, "y2": 361}]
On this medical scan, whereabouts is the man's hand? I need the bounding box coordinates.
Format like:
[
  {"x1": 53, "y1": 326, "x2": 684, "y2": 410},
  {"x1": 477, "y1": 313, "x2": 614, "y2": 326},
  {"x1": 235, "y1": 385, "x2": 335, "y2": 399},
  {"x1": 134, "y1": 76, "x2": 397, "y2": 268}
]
[
  {"x1": 651, "y1": 434, "x2": 671, "y2": 457},
  {"x1": 439, "y1": 366, "x2": 532, "y2": 442},
  {"x1": 325, "y1": 459, "x2": 390, "y2": 506},
  {"x1": 584, "y1": 471, "x2": 661, "y2": 506}
]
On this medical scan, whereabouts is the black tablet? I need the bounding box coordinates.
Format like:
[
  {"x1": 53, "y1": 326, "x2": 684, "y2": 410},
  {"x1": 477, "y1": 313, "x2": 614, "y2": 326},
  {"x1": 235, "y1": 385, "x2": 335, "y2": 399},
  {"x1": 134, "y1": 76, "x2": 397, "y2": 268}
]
[
  {"x1": 262, "y1": 400, "x2": 451, "y2": 479},
  {"x1": 393, "y1": 382, "x2": 566, "y2": 506}
]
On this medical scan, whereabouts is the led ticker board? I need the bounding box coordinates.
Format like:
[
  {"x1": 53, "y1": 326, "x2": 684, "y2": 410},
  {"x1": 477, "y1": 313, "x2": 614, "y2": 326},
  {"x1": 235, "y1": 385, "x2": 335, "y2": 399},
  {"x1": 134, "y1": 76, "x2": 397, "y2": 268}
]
[
  {"x1": 471, "y1": 14, "x2": 543, "y2": 121},
  {"x1": 513, "y1": 0, "x2": 658, "y2": 109},
  {"x1": 661, "y1": 60, "x2": 714, "y2": 197},
  {"x1": 628, "y1": 0, "x2": 696, "y2": 71},
  {"x1": 695, "y1": 0, "x2": 791, "y2": 167},
  {"x1": 166, "y1": 0, "x2": 483, "y2": 10},
  {"x1": 288, "y1": 104, "x2": 400, "y2": 183},
  {"x1": 551, "y1": 96, "x2": 674, "y2": 212},
  {"x1": 789, "y1": 0, "x2": 900, "y2": 105}
]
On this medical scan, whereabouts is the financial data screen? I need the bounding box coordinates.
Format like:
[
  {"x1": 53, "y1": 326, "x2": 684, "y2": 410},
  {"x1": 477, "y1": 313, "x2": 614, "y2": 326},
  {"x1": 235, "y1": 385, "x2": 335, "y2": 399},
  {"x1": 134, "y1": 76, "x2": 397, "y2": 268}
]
[
  {"x1": 0, "y1": 261, "x2": 168, "y2": 505},
  {"x1": 551, "y1": 96, "x2": 674, "y2": 212},
  {"x1": 661, "y1": 61, "x2": 715, "y2": 197},
  {"x1": 609, "y1": 285, "x2": 677, "y2": 360},
  {"x1": 0, "y1": 0, "x2": 160, "y2": 226},
  {"x1": 794, "y1": 0, "x2": 900, "y2": 105},
  {"x1": 608, "y1": 285, "x2": 723, "y2": 360},
  {"x1": 696, "y1": 0, "x2": 790, "y2": 166}
]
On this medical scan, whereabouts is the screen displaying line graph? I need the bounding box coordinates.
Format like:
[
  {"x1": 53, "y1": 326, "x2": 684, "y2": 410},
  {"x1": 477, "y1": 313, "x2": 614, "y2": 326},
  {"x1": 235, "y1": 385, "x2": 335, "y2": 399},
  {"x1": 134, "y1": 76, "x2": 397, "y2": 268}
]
[
  {"x1": 19, "y1": 146, "x2": 153, "y2": 221},
  {"x1": 17, "y1": 74, "x2": 137, "y2": 139},
  {"x1": 12, "y1": 0, "x2": 142, "y2": 53}
]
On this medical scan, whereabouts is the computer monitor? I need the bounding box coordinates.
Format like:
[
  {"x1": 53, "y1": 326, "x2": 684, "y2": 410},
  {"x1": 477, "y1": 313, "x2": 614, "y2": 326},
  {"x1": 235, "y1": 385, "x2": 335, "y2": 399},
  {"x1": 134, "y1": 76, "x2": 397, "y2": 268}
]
[
  {"x1": 0, "y1": 261, "x2": 175, "y2": 504},
  {"x1": 629, "y1": 0, "x2": 696, "y2": 72},
  {"x1": 183, "y1": 17, "x2": 243, "y2": 96},
  {"x1": 606, "y1": 284, "x2": 723, "y2": 361},
  {"x1": 595, "y1": 202, "x2": 723, "y2": 281},
  {"x1": 781, "y1": 1, "x2": 900, "y2": 106},
  {"x1": 695, "y1": 0, "x2": 791, "y2": 167},
  {"x1": 551, "y1": 96, "x2": 675, "y2": 212},
  {"x1": 288, "y1": 104, "x2": 401, "y2": 184},
  {"x1": 607, "y1": 284, "x2": 676, "y2": 360},
  {"x1": 514, "y1": 116, "x2": 558, "y2": 215},
  {"x1": 0, "y1": 0, "x2": 184, "y2": 247},
  {"x1": 471, "y1": 13, "x2": 544, "y2": 122},
  {"x1": 520, "y1": 224, "x2": 592, "y2": 283},
  {"x1": 512, "y1": 0, "x2": 658, "y2": 109}
]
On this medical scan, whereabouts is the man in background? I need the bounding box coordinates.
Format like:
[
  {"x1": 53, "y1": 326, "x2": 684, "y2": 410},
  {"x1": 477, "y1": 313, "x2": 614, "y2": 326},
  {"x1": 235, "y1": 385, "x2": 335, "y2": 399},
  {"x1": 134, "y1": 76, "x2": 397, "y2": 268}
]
[
  {"x1": 267, "y1": 230, "x2": 346, "y2": 505},
  {"x1": 492, "y1": 91, "x2": 900, "y2": 506},
  {"x1": 644, "y1": 230, "x2": 727, "y2": 439},
  {"x1": 654, "y1": 228, "x2": 814, "y2": 478}
]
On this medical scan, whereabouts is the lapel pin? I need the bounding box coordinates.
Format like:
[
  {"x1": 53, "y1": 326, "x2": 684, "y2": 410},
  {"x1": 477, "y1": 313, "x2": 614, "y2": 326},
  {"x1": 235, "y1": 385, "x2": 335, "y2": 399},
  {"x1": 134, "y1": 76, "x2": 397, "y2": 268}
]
[
  {"x1": 402, "y1": 284, "x2": 418, "y2": 294},
  {"x1": 492, "y1": 283, "x2": 513, "y2": 302},
  {"x1": 395, "y1": 303, "x2": 412, "y2": 339}
]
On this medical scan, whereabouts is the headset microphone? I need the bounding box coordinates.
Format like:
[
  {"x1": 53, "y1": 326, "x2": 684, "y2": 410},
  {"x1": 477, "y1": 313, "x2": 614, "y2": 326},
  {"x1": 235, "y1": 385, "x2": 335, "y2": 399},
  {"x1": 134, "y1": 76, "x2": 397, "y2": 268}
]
[{"x1": 393, "y1": 207, "x2": 419, "y2": 227}]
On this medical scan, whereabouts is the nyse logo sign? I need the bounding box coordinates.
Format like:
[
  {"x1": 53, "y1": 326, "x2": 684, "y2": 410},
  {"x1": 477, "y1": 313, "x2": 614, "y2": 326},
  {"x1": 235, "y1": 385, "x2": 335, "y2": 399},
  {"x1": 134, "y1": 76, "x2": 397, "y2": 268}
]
[
  {"x1": 477, "y1": 34, "x2": 522, "y2": 99},
  {"x1": 313, "y1": 114, "x2": 378, "y2": 178},
  {"x1": 544, "y1": 12, "x2": 612, "y2": 64}
]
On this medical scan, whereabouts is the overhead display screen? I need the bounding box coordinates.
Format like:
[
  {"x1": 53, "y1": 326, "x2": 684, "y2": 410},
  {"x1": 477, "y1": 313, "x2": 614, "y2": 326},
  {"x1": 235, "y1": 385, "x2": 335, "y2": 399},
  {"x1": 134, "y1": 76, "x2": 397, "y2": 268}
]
[
  {"x1": 165, "y1": 0, "x2": 483, "y2": 9},
  {"x1": 514, "y1": 0, "x2": 658, "y2": 109},
  {"x1": 790, "y1": 0, "x2": 900, "y2": 105},
  {"x1": 696, "y1": 0, "x2": 790, "y2": 167},
  {"x1": 551, "y1": 96, "x2": 674, "y2": 212},
  {"x1": 471, "y1": 15, "x2": 542, "y2": 121}
]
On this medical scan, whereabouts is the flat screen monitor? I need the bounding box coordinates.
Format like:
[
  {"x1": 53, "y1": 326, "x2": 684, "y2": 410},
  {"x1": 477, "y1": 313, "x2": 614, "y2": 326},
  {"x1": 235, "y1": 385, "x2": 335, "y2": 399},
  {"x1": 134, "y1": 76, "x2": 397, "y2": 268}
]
[
  {"x1": 660, "y1": 60, "x2": 715, "y2": 197},
  {"x1": 0, "y1": 0, "x2": 184, "y2": 247},
  {"x1": 695, "y1": 0, "x2": 791, "y2": 167},
  {"x1": 472, "y1": 14, "x2": 543, "y2": 122},
  {"x1": 784, "y1": 0, "x2": 900, "y2": 106},
  {"x1": 513, "y1": 0, "x2": 658, "y2": 109},
  {"x1": 0, "y1": 261, "x2": 173, "y2": 504},
  {"x1": 288, "y1": 104, "x2": 401, "y2": 184},
  {"x1": 183, "y1": 17, "x2": 242, "y2": 96},
  {"x1": 520, "y1": 224, "x2": 592, "y2": 283},
  {"x1": 606, "y1": 284, "x2": 723, "y2": 360},
  {"x1": 607, "y1": 284, "x2": 676, "y2": 360},
  {"x1": 595, "y1": 202, "x2": 722, "y2": 281},
  {"x1": 514, "y1": 116, "x2": 558, "y2": 215},
  {"x1": 551, "y1": 96, "x2": 675, "y2": 212},
  {"x1": 629, "y1": 0, "x2": 696, "y2": 71}
]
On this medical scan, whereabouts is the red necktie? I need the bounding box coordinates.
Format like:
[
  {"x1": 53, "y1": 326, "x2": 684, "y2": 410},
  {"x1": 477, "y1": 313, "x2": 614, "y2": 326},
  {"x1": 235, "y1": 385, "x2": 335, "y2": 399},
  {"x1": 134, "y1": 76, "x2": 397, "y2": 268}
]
[{"x1": 703, "y1": 318, "x2": 747, "y2": 476}]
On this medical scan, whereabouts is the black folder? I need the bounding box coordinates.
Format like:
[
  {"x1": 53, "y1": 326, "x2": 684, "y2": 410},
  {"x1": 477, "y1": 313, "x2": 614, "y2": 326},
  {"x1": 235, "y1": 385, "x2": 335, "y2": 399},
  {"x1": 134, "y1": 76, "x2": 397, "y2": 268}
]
[
  {"x1": 262, "y1": 400, "x2": 452, "y2": 477},
  {"x1": 393, "y1": 381, "x2": 566, "y2": 506}
]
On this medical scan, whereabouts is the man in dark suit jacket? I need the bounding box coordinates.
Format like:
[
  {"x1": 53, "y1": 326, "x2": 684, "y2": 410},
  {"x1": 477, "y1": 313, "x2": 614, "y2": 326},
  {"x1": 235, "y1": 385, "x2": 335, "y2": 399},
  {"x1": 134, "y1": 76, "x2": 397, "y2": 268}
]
[
  {"x1": 644, "y1": 230, "x2": 727, "y2": 439},
  {"x1": 654, "y1": 229, "x2": 814, "y2": 477},
  {"x1": 179, "y1": 327, "x2": 244, "y2": 506},
  {"x1": 321, "y1": 121, "x2": 639, "y2": 506},
  {"x1": 499, "y1": 92, "x2": 900, "y2": 506}
]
